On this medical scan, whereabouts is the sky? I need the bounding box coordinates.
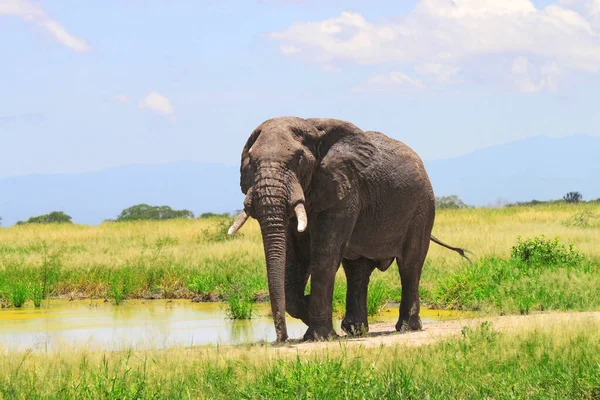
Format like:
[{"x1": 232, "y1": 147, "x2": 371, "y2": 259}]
[{"x1": 1, "y1": 0, "x2": 600, "y2": 178}]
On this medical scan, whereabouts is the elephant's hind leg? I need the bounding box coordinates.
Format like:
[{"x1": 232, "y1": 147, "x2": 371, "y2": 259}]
[
  {"x1": 341, "y1": 258, "x2": 375, "y2": 336},
  {"x1": 395, "y1": 227, "x2": 431, "y2": 332}
]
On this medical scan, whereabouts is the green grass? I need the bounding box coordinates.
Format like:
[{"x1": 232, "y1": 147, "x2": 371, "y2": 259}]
[
  {"x1": 366, "y1": 280, "x2": 390, "y2": 316},
  {"x1": 0, "y1": 319, "x2": 598, "y2": 399},
  {"x1": 430, "y1": 236, "x2": 599, "y2": 314},
  {"x1": 0, "y1": 206, "x2": 599, "y2": 316},
  {"x1": 224, "y1": 289, "x2": 256, "y2": 320}
]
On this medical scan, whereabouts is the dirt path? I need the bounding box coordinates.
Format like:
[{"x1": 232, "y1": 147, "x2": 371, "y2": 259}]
[{"x1": 276, "y1": 311, "x2": 600, "y2": 353}]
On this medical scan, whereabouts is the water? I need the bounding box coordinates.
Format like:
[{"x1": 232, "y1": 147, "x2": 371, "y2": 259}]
[{"x1": 0, "y1": 300, "x2": 464, "y2": 352}]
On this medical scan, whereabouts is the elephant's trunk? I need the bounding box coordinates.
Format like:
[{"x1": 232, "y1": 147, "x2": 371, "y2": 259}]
[{"x1": 253, "y1": 170, "x2": 291, "y2": 342}]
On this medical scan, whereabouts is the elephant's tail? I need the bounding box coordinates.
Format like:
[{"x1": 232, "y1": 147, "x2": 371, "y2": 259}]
[{"x1": 430, "y1": 235, "x2": 474, "y2": 263}]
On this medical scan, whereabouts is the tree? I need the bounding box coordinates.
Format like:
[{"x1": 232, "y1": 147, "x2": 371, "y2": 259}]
[
  {"x1": 116, "y1": 204, "x2": 195, "y2": 222},
  {"x1": 18, "y1": 211, "x2": 73, "y2": 224},
  {"x1": 199, "y1": 212, "x2": 230, "y2": 219},
  {"x1": 0, "y1": 216, "x2": 2, "y2": 227},
  {"x1": 435, "y1": 195, "x2": 469, "y2": 210},
  {"x1": 563, "y1": 191, "x2": 582, "y2": 204}
]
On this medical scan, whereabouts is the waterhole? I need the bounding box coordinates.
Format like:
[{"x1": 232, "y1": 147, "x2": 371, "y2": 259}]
[{"x1": 0, "y1": 300, "x2": 465, "y2": 352}]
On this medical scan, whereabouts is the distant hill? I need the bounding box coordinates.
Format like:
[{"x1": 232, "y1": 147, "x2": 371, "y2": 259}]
[
  {"x1": 1, "y1": 135, "x2": 598, "y2": 226},
  {"x1": 0, "y1": 162, "x2": 244, "y2": 226},
  {"x1": 426, "y1": 134, "x2": 600, "y2": 206}
]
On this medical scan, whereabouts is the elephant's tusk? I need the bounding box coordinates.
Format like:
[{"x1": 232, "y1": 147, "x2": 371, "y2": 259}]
[
  {"x1": 228, "y1": 211, "x2": 249, "y2": 235},
  {"x1": 295, "y1": 203, "x2": 308, "y2": 232}
]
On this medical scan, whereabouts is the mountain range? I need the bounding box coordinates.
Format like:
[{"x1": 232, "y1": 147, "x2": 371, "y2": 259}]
[{"x1": 1, "y1": 135, "x2": 598, "y2": 226}]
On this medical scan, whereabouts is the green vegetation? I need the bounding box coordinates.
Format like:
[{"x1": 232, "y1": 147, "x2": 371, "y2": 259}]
[
  {"x1": 198, "y1": 212, "x2": 231, "y2": 219},
  {"x1": 435, "y1": 195, "x2": 469, "y2": 209},
  {"x1": 0, "y1": 205, "x2": 599, "y2": 316},
  {"x1": 15, "y1": 211, "x2": 72, "y2": 225},
  {"x1": 366, "y1": 280, "x2": 391, "y2": 316},
  {"x1": 509, "y1": 191, "x2": 593, "y2": 207},
  {"x1": 431, "y1": 236, "x2": 598, "y2": 314},
  {"x1": 0, "y1": 320, "x2": 597, "y2": 399},
  {"x1": 0, "y1": 203, "x2": 599, "y2": 398},
  {"x1": 116, "y1": 204, "x2": 195, "y2": 222},
  {"x1": 563, "y1": 191, "x2": 583, "y2": 203},
  {"x1": 224, "y1": 287, "x2": 256, "y2": 320},
  {"x1": 563, "y1": 210, "x2": 599, "y2": 228}
]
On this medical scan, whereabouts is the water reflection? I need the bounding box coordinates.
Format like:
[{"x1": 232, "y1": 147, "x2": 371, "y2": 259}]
[{"x1": 0, "y1": 300, "x2": 465, "y2": 352}]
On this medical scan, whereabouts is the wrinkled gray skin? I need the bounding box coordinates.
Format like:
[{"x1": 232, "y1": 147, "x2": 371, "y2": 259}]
[{"x1": 235, "y1": 117, "x2": 468, "y2": 341}]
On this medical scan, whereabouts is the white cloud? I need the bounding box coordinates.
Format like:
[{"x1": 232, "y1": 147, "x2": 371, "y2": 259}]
[
  {"x1": 269, "y1": 0, "x2": 600, "y2": 91},
  {"x1": 414, "y1": 63, "x2": 461, "y2": 83},
  {"x1": 354, "y1": 71, "x2": 424, "y2": 92},
  {"x1": 113, "y1": 94, "x2": 131, "y2": 104},
  {"x1": 322, "y1": 64, "x2": 339, "y2": 72},
  {"x1": 139, "y1": 92, "x2": 174, "y2": 119},
  {"x1": 0, "y1": 0, "x2": 90, "y2": 52},
  {"x1": 279, "y1": 44, "x2": 301, "y2": 55},
  {"x1": 511, "y1": 57, "x2": 561, "y2": 92}
]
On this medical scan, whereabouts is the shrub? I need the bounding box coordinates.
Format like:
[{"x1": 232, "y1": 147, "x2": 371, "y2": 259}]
[
  {"x1": 199, "y1": 217, "x2": 240, "y2": 243},
  {"x1": 563, "y1": 191, "x2": 582, "y2": 203},
  {"x1": 435, "y1": 195, "x2": 469, "y2": 210},
  {"x1": 511, "y1": 236, "x2": 585, "y2": 268},
  {"x1": 562, "y1": 210, "x2": 599, "y2": 228}
]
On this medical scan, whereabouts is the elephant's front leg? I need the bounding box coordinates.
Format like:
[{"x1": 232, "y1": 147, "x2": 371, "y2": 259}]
[
  {"x1": 303, "y1": 209, "x2": 355, "y2": 341},
  {"x1": 284, "y1": 226, "x2": 310, "y2": 326},
  {"x1": 341, "y1": 258, "x2": 375, "y2": 336}
]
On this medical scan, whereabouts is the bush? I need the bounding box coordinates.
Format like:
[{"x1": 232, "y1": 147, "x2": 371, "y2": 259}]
[
  {"x1": 562, "y1": 210, "x2": 599, "y2": 228},
  {"x1": 563, "y1": 191, "x2": 582, "y2": 203},
  {"x1": 511, "y1": 236, "x2": 585, "y2": 268},
  {"x1": 435, "y1": 195, "x2": 469, "y2": 210},
  {"x1": 116, "y1": 204, "x2": 194, "y2": 222},
  {"x1": 199, "y1": 217, "x2": 240, "y2": 243},
  {"x1": 16, "y1": 211, "x2": 72, "y2": 225}
]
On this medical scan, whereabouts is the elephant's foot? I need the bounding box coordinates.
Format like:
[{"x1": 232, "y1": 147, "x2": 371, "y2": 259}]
[
  {"x1": 302, "y1": 325, "x2": 339, "y2": 342},
  {"x1": 395, "y1": 315, "x2": 422, "y2": 332},
  {"x1": 341, "y1": 318, "x2": 369, "y2": 336}
]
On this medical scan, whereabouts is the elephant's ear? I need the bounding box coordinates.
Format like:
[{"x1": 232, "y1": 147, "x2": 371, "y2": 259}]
[
  {"x1": 307, "y1": 119, "x2": 375, "y2": 212},
  {"x1": 240, "y1": 128, "x2": 261, "y2": 194}
]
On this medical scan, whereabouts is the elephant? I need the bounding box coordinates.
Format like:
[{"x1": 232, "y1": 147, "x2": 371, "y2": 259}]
[{"x1": 228, "y1": 117, "x2": 470, "y2": 342}]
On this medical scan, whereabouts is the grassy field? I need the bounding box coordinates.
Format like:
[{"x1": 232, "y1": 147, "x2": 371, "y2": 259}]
[
  {"x1": 1, "y1": 203, "x2": 600, "y2": 399},
  {"x1": 0, "y1": 317, "x2": 598, "y2": 399},
  {"x1": 0, "y1": 203, "x2": 599, "y2": 316}
]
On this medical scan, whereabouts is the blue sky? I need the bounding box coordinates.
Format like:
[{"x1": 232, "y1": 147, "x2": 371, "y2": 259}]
[{"x1": 1, "y1": 0, "x2": 600, "y2": 177}]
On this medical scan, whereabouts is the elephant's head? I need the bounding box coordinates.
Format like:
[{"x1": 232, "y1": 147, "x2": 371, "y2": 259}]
[{"x1": 228, "y1": 116, "x2": 367, "y2": 341}]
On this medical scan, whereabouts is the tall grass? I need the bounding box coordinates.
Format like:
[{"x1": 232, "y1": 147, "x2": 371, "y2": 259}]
[
  {"x1": 0, "y1": 205, "x2": 599, "y2": 315},
  {"x1": 431, "y1": 235, "x2": 599, "y2": 314}
]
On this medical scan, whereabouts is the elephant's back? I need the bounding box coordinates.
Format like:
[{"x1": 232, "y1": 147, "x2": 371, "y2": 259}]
[
  {"x1": 347, "y1": 131, "x2": 435, "y2": 260},
  {"x1": 363, "y1": 130, "x2": 432, "y2": 193}
]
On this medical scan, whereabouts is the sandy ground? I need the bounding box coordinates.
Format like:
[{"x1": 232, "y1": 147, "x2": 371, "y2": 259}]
[{"x1": 276, "y1": 311, "x2": 600, "y2": 353}]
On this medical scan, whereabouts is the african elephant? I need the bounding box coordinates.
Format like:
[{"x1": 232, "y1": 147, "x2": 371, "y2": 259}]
[{"x1": 229, "y1": 117, "x2": 470, "y2": 341}]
